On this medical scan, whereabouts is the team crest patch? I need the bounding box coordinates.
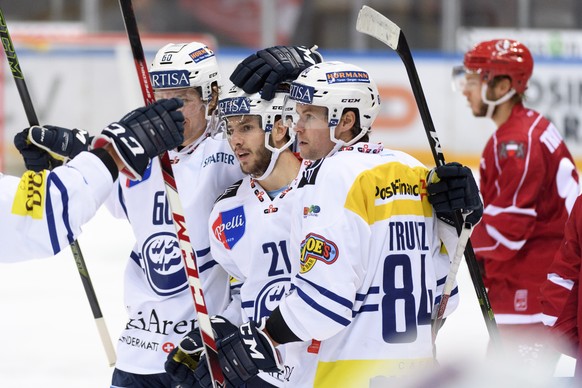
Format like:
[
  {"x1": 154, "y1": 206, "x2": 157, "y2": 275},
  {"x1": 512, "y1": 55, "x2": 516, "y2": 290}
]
[
  {"x1": 212, "y1": 206, "x2": 246, "y2": 250},
  {"x1": 300, "y1": 233, "x2": 339, "y2": 273},
  {"x1": 498, "y1": 141, "x2": 525, "y2": 159},
  {"x1": 11, "y1": 170, "x2": 47, "y2": 219}
]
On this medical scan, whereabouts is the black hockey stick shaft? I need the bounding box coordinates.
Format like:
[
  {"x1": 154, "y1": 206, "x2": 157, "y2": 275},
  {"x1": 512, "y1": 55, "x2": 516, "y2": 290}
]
[
  {"x1": 395, "y1": 31, "x2": 500, "y2": 345},
  {"x1": 0, "y1": 8, "x2": 117, "y2": 366},
  {"x1": 117, "y1": 1, "x2": 225, "y2": 386},
  {"x1": 356, "y1": 6, "x2": 500, "y2": 346}
]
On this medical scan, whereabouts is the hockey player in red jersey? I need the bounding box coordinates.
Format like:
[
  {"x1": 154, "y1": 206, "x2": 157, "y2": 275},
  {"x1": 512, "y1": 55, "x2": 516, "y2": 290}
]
[
  {"x1": 540, "y1": 195, "x2": 582, "y2": 378},
  {"x1": 455, "y1": 39, "x2": 579, "y2": 371}
]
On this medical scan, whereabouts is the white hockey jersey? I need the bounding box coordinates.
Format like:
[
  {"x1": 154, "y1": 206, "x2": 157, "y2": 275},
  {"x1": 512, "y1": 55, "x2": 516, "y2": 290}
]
[
  {"x1": 209, "y1": 172, "x2": 318, "y2": 386},
  {"x1": 278, "y1": 143, "x2": 459, "y2": 387},
  {"x1": 0, "y1": 152, "x2": 115, "y2": 262},
  {"x1": 105, "y1": 136, "x2": 243, "y2": 374}
]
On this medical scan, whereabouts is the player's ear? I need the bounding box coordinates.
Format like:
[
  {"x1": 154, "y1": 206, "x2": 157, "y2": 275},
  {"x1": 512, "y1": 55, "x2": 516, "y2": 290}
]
[
  {"x1": 336, "y1": 110, "x2": 357, "y2": 140},
  {"x1": 207, "y1": 82, "x2": 220, "y2": 116}
]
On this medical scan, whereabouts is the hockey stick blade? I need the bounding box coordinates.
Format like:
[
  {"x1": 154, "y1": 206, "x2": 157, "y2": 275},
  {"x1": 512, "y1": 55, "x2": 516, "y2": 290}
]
[
  {"x1": 356, "y1": 5, "x2": 400, "y2": 51},
  {"x1": 356, "y1": 5, "x2": 501, "y2": 348},
  {"x1": 0, "y1": 7, "x2": 117, "y2": 367},
  {"x1": 118, "y1": 1, "x2": 225, "y2": 386}
]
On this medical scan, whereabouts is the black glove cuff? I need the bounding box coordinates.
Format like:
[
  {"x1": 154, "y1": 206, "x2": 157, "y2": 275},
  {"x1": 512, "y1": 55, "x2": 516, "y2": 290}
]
[
  {"x1": 90, "y1": 148, "x2": 119, "y2": 181},
  {"x1": 265, "y1": 307, "x2": 301, "y2": 345}
]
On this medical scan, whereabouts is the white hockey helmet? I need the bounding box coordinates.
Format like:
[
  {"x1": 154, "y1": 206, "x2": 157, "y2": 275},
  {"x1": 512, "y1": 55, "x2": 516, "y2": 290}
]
[
  {"x1": 287, "y1": 61, "x2": 381, "y2": 152},
  {"x1": 218, "y1": 84, "x2": 295, "y2": 180},
  {"x1": 150, "y1": 42, "x2": 220, "y2": 102}
]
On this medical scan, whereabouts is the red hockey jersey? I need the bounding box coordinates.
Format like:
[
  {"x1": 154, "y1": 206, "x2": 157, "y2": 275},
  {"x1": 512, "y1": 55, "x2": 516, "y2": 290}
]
[
  {"x1": 540, "y1": 194, "x2": 582, "y2": 376},
  {"x1": 472, "y1": 103, "x2": 579, "y2": 323}
]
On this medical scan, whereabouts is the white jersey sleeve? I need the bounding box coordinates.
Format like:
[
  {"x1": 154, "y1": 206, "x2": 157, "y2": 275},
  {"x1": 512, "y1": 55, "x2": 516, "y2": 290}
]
[{"x1": 0, "y1": 151, "x2": 115, "y2": 262}]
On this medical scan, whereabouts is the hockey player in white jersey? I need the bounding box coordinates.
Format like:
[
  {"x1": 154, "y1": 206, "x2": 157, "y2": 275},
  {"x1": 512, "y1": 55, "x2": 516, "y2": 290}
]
[
  {"x1": 22, "y1": 42, "x2": 241, "y2": 387},
  {"x1": 24, "y1": 43, "x2": 324, "y2": 387},
  {"x1": 164, "y1": 85, "x2": 320, "y2": 387},
  {"x1": 6, "y1": 98, "x2": 184, "y2": 262},
  {"x1": 193, "y1": 61, "x2": 483, "y2": 387}
]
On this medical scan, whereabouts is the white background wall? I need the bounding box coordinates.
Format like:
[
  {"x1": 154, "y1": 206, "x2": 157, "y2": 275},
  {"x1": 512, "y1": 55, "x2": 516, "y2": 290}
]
[{"x1": 3, "y1": 39, "x2": 582, "y2": 174}]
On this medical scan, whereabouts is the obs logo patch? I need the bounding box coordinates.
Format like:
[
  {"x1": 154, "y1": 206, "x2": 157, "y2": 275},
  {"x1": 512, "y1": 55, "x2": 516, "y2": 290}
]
[{"x1": 300, "y1": 233, "x2": 339, "y2": 273}]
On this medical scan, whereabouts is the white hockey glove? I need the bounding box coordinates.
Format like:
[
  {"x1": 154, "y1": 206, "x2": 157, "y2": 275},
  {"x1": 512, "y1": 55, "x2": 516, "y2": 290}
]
[{"x1": 92, "y1": 98, "x2": 184, "y2": 180}]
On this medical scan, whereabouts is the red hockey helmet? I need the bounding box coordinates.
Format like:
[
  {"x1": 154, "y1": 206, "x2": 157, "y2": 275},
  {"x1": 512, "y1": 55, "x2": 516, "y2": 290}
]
[{"x1": 463, "y1": 39, "x2": 533, "y2": 94}]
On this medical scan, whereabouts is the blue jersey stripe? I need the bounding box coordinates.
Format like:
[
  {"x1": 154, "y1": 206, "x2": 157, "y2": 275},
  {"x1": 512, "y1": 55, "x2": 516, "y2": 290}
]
[
  {"x1": 45, "y1": 177, "x2": 60, "y2": 254},
  {"x1": 296, "y1": 286, "x2": 351, "y2": 327},
  {"x1": 296, "y1": 274, "x2": 353, "y2": 310}
]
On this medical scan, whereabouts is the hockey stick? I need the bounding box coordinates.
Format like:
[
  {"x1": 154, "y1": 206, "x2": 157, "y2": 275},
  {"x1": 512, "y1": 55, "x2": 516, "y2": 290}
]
[
  {"x1": 356, "y1": 5, "x2": 501, "y2": 346},
  {"x1": 117, "y1": 1, "x2": 225, "y2": 386},
  {"x1": 0, "y1": 8, "x2": 117, "y2": 366},
  {"x1": 432, "y1": 222, "x2": 473, "y2": 339}
]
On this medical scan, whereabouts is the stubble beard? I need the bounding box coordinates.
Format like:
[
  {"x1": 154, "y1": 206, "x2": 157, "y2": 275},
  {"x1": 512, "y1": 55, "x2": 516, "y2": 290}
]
[{"x1": 241, "y1": 147, "x2": 272, "y2": 177}]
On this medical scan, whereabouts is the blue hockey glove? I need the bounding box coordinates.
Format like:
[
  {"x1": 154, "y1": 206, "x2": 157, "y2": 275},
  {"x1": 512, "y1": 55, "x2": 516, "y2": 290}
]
[
  {"x1": 92, "y1": 98, "x2": 184, "y2": 180},
  {"x1": 165, "y1": 316, "x2": 237, "y2": 388},
  {"x1": 198, "y1": 319, "x2": 282, "y2": 387},
  {"x1": 14, "y1": 130, "x2": 62, "y2": 171},
  {"x1": 27, "y1": 125, "x2": 92, "y2": 162},
  {"x1": 427, "y1": 162, "x2": 483, "y2": 227},
  {"x1": 230, "y1": 45, "x2": 323, "y2": 100}
]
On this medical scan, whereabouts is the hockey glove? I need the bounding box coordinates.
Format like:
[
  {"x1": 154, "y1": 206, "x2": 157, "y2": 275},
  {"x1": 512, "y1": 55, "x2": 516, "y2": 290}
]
[
  {"x1": 27, "y1": 125, "x2": 92, "y2": 162},
  {"x1": 427, "y1": 162, "x2": 483, "y2": 227},
  {"x1": 230, "y1": 45, "x2": 323, "y2": 100},
  {"x1": 202, "y1": 319, "x2": 282, "y2": 387},
  {"x1": 14, "y1": 130, "x2": 63, "y2": 172},
  {"x1": 165, "y1": 316, "x2": 237, "y2": 388},
  {"x1": 92, "y1": 98, "x2": 184, "y2": 180}
]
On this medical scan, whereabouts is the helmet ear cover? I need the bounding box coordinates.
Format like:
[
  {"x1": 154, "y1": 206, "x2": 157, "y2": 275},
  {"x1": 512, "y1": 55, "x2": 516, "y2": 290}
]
[{"x1": 463, "y1": 39, "x2": 533, "y2": 94}]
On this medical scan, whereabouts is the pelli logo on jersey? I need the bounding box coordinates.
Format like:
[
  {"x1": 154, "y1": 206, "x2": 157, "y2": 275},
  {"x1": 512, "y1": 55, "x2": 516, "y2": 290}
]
[
  {"x1": 149, "y1": 70, "x2": 190, "y2": 88},
  {"x1": 11, "y1": 170, "x2": 47, "y2": 219},
  {"x1": 326, "y1": 70, "x2": 370, "y2": 84},
  {"x1": 376, "y1": 178, "x2": 427, "y2": 201},
  {"x1": 303, "y1": 204, "x2": 320, "y2": 217},
  {"x1": 218, "y1": 96, "x2": 251, "y2": 116},
  {"x1": 189, "y1": 46, "x2": 214, "y2": 63},
  {"x1": 498, "y1": 141, "x2": 525, "y2": 159},
  {"x1": 300, "y1": 233, "x2": 339, "y2": 273},
  {"x1": 212, "y1": 206, "x2": 246, "y2": 250}
]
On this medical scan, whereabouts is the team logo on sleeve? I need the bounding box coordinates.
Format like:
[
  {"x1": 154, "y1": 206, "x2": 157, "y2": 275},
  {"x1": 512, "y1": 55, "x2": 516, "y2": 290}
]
[
  {"x1": 212, "y1": 206, "x2": 246, "y2": 250},
  {"x1": 11, "y1": 170, "x2": 47, "y2": 219},
  {"x1": 498, "y1": 141, "x2": 525, "y2": 159},
  {"x1": 300, "y1": 233, "x2": 339, "y2": 273}
]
